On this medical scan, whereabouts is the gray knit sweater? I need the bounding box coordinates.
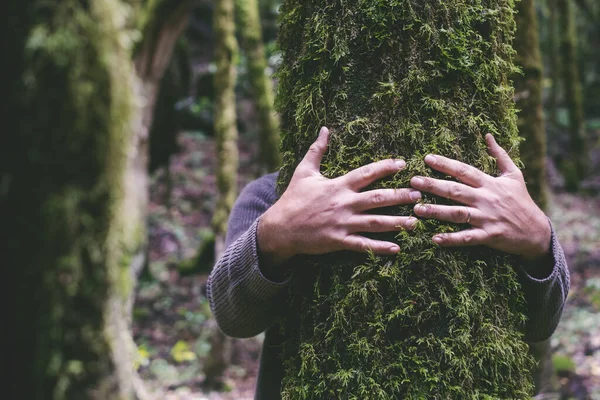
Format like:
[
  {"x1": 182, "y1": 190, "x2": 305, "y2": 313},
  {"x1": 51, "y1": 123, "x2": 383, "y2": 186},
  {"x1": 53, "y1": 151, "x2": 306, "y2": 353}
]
[{"x1": 207, "y1": 172, "x2": 570, "y2": 400}]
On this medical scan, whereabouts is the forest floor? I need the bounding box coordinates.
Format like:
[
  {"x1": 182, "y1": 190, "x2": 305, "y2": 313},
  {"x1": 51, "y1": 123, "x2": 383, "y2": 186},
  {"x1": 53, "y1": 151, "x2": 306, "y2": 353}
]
[{"x1": 133, "y1": 131, "x2": 600, "y2": 400}]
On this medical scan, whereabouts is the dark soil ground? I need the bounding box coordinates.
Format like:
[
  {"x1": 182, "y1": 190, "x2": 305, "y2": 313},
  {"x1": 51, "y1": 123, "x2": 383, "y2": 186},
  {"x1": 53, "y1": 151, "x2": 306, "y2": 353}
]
[{"x1": 133, "y1": 131, "x2": 600, "y2": 400}]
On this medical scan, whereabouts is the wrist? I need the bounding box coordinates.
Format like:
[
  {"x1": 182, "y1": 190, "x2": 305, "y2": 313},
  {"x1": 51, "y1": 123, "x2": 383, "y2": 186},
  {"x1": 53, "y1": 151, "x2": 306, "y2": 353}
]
[
  {"x1": 520, "y1": 213, "x2": 552, "y2": 261},
  {"x1": 257, "y1": 209, "x2": 295, "y2": 266}
]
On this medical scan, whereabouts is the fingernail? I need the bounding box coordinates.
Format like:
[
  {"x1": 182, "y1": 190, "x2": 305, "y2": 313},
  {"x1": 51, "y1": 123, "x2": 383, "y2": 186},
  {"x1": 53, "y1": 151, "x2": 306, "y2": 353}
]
[
  {"x1": 409, "y1": 190, "x2": 421, "y2": 201},
  {"x1": 414, "y1": 204, "x2": 427, "y2": 214},
  {"x1": 407, "y1": 217, "x2": 418, "y2": 228},
  {"x1": 395, "y1": 159, "x2": 406, "y2": 169},
  {"x1": 411, "y1": 177, "x2": 424, "y2": 187},
  {"x1": 319, "y1": 126, "x2": 328, "y2": 136},
  {"x1": 432, "y1": 235, "x2": 443, "y2": 244},
  {"x1": 389, "y1": 245, "x2": 400, "y2": 253},
  {"x1": 425, "y1": 154, "x2": 437, "y2": 164}
]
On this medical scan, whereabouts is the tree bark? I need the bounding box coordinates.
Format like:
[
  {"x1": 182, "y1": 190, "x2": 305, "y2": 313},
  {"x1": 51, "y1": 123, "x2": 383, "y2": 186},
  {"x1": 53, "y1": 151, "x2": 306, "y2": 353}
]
[
  {"x1": 558, "y1": 0, "x2": 587, "y2": 191},
  {"x1": 276, "y1": 0, "x2": 534, "y2": 398},
  {"x1": 3, "y1": 1, "x2": 191, "y2": 398},
  {"x1": 236, "y1": 0, "x2": 282, "y2": 173}
]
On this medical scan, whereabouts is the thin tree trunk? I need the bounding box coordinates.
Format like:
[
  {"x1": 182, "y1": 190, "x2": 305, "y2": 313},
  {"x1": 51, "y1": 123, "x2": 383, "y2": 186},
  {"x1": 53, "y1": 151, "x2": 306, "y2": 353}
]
[
  {"x1": 514, "y1": 0, "x2": 549, "y2": 211},
  {"x1": 236, "y1": 0, "x2": 282, "y2": 173},
  {"x1": 548, "y1": 0, "x2": 559, "y2": 126},
  {"x1": 276, "y1": 0, "x2": 534, "y2": 398},
  {"x1": 558, "y1": 0, "x2": 587, "y2": 191},
  {"x1": 206, "y1": 0, "x2": 239, "y2": 387}
]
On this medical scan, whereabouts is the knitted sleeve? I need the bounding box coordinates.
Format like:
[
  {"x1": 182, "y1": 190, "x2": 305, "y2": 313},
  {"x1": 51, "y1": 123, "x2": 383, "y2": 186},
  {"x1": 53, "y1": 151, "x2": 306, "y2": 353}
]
[
  {"x1": 518, "y1": 221, "x2": 570, "y2": 343},
  {"x1": 207, "y1": 173, "x2": 290, "y2": 338}
]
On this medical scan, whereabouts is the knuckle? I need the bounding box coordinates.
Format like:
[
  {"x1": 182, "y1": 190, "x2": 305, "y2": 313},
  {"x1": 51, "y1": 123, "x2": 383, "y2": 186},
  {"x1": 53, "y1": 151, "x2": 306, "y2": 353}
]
[
  {"x1": 457, "y1": 164, "x2": 470, "y2": 179},
  {"x1": 361, "y1": 165, "x2": 376, "y2": 180},
  {"x1": 452, "y1": 208, "x2": 465, "y2": 221},
  {"x1": 367, "y1": 217, "x2": 381, "y2": 231},
  {"x1": 371, "y1": 191, "x2": 384, "y2": 205},
  {"x1": 462, "y1": 233, "x2": 474, "y2": 244},
  {"x1": 450, "y1": 185, "x2": 462, "y2": 199},
  {"x1": 309, "y1": 143, "x2": 322, "y2": 153}
]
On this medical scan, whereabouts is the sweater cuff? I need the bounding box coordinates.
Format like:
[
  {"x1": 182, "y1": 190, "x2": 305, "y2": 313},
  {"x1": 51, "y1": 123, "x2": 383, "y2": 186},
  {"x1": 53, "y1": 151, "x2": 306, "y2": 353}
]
[
  {"x1": 519, "y1": 218, "x2": 561, "y2": 285},
  {"x1": 236, "y1": 218, "x2": 291, "y2": 300}
]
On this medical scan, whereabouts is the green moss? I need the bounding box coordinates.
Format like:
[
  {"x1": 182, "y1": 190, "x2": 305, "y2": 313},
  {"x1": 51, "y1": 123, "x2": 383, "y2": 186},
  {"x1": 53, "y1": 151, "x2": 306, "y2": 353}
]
[{"x1": 276, "y1": 0, "x2": 534, "y2": 398}]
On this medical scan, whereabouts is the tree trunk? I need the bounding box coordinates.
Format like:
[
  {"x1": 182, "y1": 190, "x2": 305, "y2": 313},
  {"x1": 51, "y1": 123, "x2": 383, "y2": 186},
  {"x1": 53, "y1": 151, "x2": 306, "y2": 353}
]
[
  {"x1": 276, "y1": 0, "x2": 534, "y2": 398},
  {"x1": 514, "y1": 0, "x2": 549, "y2": 211},
  {"x1": 5, "y1": 1, "x2": 145, "y2": 398},
  {"x1": 558, "y1": 0, "x2": 587, "y2": 191},
  {"x1": 236, "y1": 0, "x2": 282, "y2": 173},
  {"x1": 3, "y1": 1, "x2": 191, "y2": 398},
  {"x1": 206, "y1": 0, "x2": 239, "y2": 388},
  {"x1": 548, "y1": 0, "x2": 559, "y2": 126}
]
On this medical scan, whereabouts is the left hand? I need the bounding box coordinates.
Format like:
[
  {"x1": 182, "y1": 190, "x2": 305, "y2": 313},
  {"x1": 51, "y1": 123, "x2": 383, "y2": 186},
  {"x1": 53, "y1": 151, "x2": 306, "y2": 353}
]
[{"x1": 409, "y1": 134, "x2": 551, "y2": 260}]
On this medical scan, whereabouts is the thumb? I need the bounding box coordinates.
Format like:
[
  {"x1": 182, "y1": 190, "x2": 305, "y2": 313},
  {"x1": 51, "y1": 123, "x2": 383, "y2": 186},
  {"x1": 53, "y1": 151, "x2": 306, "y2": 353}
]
[
  {"x1": 486, "y1": 134, "x2": 519, "y2": 175},
  {"x1": 298, "y1": 127, "x2": 329, "y2": 173}
]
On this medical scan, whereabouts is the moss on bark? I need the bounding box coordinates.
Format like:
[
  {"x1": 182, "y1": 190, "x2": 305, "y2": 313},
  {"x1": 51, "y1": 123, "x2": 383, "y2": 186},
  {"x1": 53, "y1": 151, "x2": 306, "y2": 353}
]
[
  {"x1": 513, "y1": 0, "x2": 549, "y2": 210},
  {"x1": 236, "y1": 0, "x2": 282, "y2": 173},
  {"x1": 558, "y1": 0, "x2": 587, "y2": 190},
  {"x1": 276, "y1": 0, "x2": 535, "y2": 398}
]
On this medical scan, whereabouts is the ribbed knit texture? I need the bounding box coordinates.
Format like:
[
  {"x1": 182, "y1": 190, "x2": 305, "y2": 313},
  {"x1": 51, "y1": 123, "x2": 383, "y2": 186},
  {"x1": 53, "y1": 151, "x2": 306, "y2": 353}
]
[{"x1": 207, "y1": 172, "x2": 570, "y2": 399}]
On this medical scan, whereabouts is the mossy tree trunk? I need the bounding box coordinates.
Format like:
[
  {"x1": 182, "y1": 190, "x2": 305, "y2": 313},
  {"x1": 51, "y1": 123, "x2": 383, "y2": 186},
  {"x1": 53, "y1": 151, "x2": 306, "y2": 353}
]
[
  {"x1": 514, "y1": 0, "x2": 549, "y2": 211},
  {"x1": 236, "y1": 0, "x2": 282, "y2": 173},
  {"x1": 212, "y1": 0, "x2": 240, "y2": 257},
  {"x1": 205, "y1": 0, "x2": 239, "y2": 388},
  {"x1": 276, "y1": 0, "x2": 535, "y2": 398},
  {"x1": 558, "y1": 0, "x2": 587, "y2": 191},
  {"x1": 3, "y1": 1, "x2": 190, "y2": 399}
]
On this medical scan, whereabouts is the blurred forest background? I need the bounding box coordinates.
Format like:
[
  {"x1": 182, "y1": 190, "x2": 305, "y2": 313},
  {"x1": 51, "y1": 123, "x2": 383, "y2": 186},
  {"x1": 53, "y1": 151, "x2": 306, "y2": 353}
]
[{"x1": 2, "y1": 0, "x2": 599, "y2": 399}]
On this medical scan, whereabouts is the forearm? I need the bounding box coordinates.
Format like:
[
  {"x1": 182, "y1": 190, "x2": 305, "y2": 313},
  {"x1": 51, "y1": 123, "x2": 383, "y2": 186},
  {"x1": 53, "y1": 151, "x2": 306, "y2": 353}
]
[
  {"x1": 518, "y1": 221, "x2": 570, "y2": 342},
  {"x1": 207, "y1": 218, "x2": 291, "y2": 338}
]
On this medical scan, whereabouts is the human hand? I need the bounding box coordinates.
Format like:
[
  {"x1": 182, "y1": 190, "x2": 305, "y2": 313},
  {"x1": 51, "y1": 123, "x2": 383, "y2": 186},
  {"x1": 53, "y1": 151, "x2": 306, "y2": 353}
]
[
  {"x1": 410, "y1": 134, "x2": 551, "y2": 260},
  {"x1": 258, "y1": 127, "x2": 421, "y2": 266}
]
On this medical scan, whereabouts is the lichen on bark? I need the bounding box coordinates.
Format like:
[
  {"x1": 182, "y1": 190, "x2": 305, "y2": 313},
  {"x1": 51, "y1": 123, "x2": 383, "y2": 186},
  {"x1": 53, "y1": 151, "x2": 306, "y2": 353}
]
[{"x1": 276, "y1": 0, "x2": 535, "y2": 398}]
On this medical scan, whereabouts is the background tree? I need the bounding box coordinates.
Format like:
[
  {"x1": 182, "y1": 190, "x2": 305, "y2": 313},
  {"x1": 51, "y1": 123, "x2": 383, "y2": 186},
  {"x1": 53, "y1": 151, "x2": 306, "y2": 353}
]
[
  {"x1": 514, "y1": 0, "x2": 549, "y2": 212},
  {"x1": 276, "y1": 0, "x2": 534, "y2": 397},
  {"x1": 236, "y1": 0, "x2": 282, "y2": 173},
  {"x1": 3, "y1": 0, "x2": 191, "y2": 398},
  {"x1": 205, "y1": 0, "x2": 239, "y2": 388},
  {"x1": 558, "y1": 0, "x2": 587, "y2": 190},
  {"x1": 513, "y1": 0, "x2": 554, "y2": 391}
]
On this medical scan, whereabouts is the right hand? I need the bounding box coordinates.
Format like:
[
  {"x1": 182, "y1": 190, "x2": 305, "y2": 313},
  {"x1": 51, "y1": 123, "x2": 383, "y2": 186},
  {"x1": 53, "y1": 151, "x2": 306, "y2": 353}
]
[{"x1": 257, "y1": 126, "x2": 422, "y2": 266}]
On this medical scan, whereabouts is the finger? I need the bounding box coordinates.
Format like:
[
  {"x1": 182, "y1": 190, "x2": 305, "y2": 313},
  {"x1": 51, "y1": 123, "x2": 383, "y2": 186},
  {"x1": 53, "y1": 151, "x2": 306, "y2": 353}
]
[
  {"x1": 347, "y1": 215, "x2": 418, "y2": 233},
  {"x1": 410, "y1": 176, "x2": 476, "y2": 204},
  {"x1": 423, "y1": 154, "x2": 487, "y2": 187},
  {"x1": 432, "y1": 229, "x2": 489, "y2": 247},
  {"x1": 297, "y1": 127, "x2": 330, "y2": 175},
  {"x1": 485, "y1": 134, "x2": 519, "y2": 175},
  {"x1": 342, "y1": 159, "x2": 406, "y2": 190},
  {"x1": 414, "y1": 204, "x2": 482, "y2": 225},
  {"x1": 353, "y1": 188, "x2": 421, "y2": 211},
  {"x1": 341, "y1": 235, "x2": 400, "y2": 255}
]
